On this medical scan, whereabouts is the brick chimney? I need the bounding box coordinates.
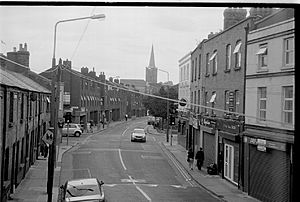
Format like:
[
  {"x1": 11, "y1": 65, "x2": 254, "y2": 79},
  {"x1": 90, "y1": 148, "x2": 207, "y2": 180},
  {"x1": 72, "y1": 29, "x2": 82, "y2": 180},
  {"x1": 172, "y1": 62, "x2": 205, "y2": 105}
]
[
  {"x1": 223, "y1": 8, "x2": 247, "y2": 30},
  {"x1": 6, "y1": 43, "x2": 30, "y2": 73},
  {"x1": 249, "y1": 7, "x2": 275, "y2": 21},
  {"x1": 63, "y1": 59, "x2": 72, "y2": 69},
  {"x1": 81, "y1": 67, "x2": 89, "y2": 75}
]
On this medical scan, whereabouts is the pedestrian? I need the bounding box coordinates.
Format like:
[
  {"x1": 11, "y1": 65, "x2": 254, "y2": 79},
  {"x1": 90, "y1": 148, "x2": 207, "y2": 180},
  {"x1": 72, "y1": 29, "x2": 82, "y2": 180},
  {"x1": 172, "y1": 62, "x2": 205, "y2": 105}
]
[
  {"x1": 125, "y1": 114, "x2": 128, "y2": 121},
  {"x1": 44, "y1": 143, "x2": 49, "y2": 158},
  {"x1": 187, "y1": 148, "x2": 194, "y2": 170},
  {"x1": 195, "y1": 148, "x2": 204, "y2": 171}
]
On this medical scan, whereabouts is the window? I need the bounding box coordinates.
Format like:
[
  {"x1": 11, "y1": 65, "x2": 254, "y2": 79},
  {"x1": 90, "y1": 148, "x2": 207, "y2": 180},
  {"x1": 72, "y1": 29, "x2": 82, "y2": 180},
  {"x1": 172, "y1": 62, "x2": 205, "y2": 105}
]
[
  {"x1": 198, "y1": 54, "x2": 201, "y2": 79},
  {"x1": 235, "y1": 90, "x2": 240, "y2": 113},
  {"x1": 258, "y1": 87, "x2": 267, "y2": 121},
  {"x1": 194, "y1": 91, "x2": 197, "y2": 113},
  {"x1": 195, "y1": 57, "x2": 197, "y2": 81},
  {"x1": 186, "y1": 64, "x2": 189, "y2": 80},
  {"x1": 9, "y1": 92, "x2": 14, "y2": 122},
  {"x1": 204, "y1": 91, "x2": 208, "y2": 113},
  {"x1": 225, "y1": 44, "x2": 231, "y2": 71},
  {"x1": 191, "y1": 91, "x2": 193, "y2": 111},
  {"x1": 210, "y1": 91, "x2": 216, "y2": 115},
  {"x1": 256, "y1": 44, "x2": 268, "y2": 69},
  {"x1": 205, "y1": 53, "x2": 210, "y2": 76},
  {"x1": 284, "y1": 37, "x2": 294, "y2": 66},
  {"x1": 198, "y1": 90, "x2": 201, "y2": 113},
  {"x1": 282, "y1": 86, "x2": 293, "y2": 124},
  {"x1": 224, "y1": 90, "x2": 229, "y2": 111},
  {"x1": 191, "y1": 60, "x2": 194, "y2": 82},
  {"x1": 233, "y1": 41, "x2": 242, "y2": 69},
  {"x1": 210, "y1": 50, "x2": 217, "y2": 75}
]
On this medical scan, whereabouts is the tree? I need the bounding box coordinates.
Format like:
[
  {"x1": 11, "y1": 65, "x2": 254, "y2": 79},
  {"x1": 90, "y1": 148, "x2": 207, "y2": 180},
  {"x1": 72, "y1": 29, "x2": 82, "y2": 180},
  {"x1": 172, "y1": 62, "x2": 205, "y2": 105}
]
[{"x1": 143, "y1": 85, "x2": 178, "y2": 119}]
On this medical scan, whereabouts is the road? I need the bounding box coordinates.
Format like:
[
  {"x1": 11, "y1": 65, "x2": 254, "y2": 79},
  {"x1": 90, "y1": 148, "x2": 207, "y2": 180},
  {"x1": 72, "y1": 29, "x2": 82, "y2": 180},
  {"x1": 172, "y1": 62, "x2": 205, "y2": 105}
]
[{"x1": 59, "y1": 118, "x2": 219, "y2": 202}]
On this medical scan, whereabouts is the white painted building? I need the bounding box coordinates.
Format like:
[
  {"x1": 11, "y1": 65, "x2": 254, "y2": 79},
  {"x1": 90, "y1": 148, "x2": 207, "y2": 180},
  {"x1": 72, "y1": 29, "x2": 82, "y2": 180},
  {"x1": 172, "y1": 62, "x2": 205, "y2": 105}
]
[{"x1": 178, "y1": 52, "x2": 191, "y2": 112}]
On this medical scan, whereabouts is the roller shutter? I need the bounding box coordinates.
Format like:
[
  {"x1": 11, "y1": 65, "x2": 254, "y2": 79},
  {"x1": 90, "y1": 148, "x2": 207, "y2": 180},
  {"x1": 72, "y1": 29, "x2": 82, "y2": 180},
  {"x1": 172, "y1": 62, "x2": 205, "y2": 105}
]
[
  {"x1": 203, "y1": 131, "x2": 215, "y2": 168},
  {"x1": 249, "y1": 144, "x2": 290, "y2": 202}
]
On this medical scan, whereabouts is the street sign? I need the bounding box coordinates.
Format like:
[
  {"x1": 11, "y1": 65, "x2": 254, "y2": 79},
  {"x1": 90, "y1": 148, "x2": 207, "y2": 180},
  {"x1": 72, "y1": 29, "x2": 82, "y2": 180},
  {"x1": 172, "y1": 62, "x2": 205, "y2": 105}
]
[{"x1": 42, "y1": 130, "x2": 54, "y2": 145}]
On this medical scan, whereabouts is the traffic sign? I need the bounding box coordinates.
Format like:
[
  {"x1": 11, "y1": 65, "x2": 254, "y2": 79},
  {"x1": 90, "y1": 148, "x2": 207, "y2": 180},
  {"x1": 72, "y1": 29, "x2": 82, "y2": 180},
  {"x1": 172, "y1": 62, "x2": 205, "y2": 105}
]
[{"x1": 42, "y1": 130, "x2": 54, "y2": 145}]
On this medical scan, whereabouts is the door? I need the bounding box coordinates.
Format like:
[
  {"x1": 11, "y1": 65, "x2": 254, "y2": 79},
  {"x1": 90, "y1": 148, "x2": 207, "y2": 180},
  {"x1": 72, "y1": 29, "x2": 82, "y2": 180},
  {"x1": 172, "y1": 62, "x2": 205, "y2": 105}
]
[{"x1": 224, "y1": 144, "x2": 234, "y2": 182}]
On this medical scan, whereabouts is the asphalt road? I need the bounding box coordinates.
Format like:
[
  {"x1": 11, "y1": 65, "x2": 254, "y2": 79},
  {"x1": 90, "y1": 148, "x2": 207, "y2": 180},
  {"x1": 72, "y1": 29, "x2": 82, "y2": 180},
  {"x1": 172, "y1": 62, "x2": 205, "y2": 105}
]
[{"x1": 59, "y1": 118, "x2": 219, "y2": 202}]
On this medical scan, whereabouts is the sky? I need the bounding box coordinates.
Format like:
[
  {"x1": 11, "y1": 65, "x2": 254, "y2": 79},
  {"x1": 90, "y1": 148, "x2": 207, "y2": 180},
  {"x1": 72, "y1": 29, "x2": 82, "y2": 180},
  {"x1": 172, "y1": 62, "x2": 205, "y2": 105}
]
[{"x1": 0, "y1": 4, "x2": 291, "y2": 84}]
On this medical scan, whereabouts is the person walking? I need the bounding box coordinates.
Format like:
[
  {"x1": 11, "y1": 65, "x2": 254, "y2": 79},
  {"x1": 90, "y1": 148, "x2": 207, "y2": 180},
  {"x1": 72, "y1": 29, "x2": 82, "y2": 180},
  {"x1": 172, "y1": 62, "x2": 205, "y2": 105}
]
[
  {"x1": 195, "y1": 148, "x2": 204, "y2": 171},
  {"x1": 125, "y1": 114, "x2": 128, "y2": 121},
  {"x1": 187, "y1": 148, "x2": 194, "y2": 170}
]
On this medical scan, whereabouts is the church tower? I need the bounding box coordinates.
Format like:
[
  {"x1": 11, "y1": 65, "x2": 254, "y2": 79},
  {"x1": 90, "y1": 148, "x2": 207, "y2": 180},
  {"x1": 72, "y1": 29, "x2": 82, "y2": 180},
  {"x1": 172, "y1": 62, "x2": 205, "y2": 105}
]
[{"x1": 145, "y1": 45, "x2": 157, "y2": 83}]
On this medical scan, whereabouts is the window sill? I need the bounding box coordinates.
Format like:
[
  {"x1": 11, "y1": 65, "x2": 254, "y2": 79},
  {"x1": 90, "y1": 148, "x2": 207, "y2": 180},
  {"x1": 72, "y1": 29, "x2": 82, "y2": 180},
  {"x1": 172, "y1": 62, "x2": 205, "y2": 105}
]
[
  {"x1": 281, "y1": 66, "x2": 294, "y2": 71},
  {"x1": 224, "y1": 69, "x2": 231, "y2": 73},
  {"x1": 205, "y1": 73, "x2": 210, "y2": 77},
  {"x1": 234, "y1": 66, "x2": 241, "y2": 71},
  {"x1": 256, "y1": 68, "x2": 268, "y2": 73},
  {"x1": 212, "y1": 72, "x2": 217, "y2": 76}
]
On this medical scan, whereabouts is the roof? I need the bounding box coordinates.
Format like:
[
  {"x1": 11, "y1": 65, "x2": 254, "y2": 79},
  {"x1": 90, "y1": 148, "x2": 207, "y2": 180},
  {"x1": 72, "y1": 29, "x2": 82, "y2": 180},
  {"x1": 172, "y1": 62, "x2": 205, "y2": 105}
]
[
  {"x1": 67, "y1": 178, "x2": 98, "y2": 186},
  {"x1": 0, "y1": 67, "x2": 51, "y2": 93},
  {"x1": 120, "y1": 79, "x2": 146, "y2": 87}
]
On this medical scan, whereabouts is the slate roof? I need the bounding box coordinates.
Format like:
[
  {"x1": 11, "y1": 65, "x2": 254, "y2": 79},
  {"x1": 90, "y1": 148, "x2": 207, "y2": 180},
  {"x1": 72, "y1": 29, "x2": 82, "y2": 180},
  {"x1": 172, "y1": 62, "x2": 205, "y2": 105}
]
[{"x1": 0, "y1": 67, "x2": 51, "y2": 93}]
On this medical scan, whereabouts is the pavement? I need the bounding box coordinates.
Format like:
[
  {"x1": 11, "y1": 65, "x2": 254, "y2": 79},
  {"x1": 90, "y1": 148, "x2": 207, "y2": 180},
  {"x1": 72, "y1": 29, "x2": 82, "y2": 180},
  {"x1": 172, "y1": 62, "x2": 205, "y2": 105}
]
[
  {"x1": 9, "y1": 119, "x2": 260, "y2": 202},
  {"x1": 146, "y1": 125, "x2": 261, "y2": 202},
  {"x1": 8, "y1": 120, "x2": 125, "y2": 202}
]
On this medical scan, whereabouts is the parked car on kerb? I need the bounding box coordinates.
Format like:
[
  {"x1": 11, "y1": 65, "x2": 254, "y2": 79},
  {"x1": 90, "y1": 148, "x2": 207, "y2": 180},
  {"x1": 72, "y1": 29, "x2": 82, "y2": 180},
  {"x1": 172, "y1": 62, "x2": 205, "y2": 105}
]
[
  {"x1": 62, "y1": 123, "x2": 82, "y2": 137},
  {"x1": 59, "y1": 178, "x2": 105, "y2": 202}
]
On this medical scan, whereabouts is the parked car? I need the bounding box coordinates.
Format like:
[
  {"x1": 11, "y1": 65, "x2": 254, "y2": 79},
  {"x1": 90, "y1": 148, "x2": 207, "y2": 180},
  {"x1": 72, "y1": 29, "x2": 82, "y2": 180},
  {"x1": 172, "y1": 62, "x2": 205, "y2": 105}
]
[
  {"x1": 59, "y1": 178, "x2": 105, "y2": 202},
  {"x1": 62, "y1": 123, "x2": 82, "y2": 137},
  {"x1": 131, "y1": 128, "x2": 146, "y2": 142}
]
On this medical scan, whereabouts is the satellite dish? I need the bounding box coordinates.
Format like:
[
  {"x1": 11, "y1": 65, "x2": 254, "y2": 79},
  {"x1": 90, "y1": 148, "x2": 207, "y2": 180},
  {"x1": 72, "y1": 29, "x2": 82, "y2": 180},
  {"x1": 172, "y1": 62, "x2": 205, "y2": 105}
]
[{"x1": 179, "y1": 98, "x2": 187, "y2": 107}]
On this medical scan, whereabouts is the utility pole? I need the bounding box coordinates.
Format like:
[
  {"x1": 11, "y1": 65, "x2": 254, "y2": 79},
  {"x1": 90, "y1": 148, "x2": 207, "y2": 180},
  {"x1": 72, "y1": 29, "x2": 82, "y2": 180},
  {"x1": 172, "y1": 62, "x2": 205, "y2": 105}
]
[
  {"x1": 47, "y1": 62, "x2": 61, "y2": 202},
  {"x1": 166, "y1": 86, "x2": 170, "y2": 142}
]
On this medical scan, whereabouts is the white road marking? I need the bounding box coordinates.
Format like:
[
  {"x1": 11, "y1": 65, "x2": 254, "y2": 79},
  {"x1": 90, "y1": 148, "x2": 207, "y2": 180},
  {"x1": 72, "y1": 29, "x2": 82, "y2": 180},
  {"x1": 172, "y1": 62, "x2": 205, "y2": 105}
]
[
  {"x1": 121, "y1": 127, "x2": 130, "y2": 136},
  {"x1": 128, "y1": 175, "x2": 152, "y2": 201},
  {"x1": 119, "y1": 149, "x2": 127, "y2": 170},
  {"x1": 121, "y1": 179, "x2": 146, "y2": 183},
  {"x1": 162, "y1": 144, "x2": 193, "y2": 186}
]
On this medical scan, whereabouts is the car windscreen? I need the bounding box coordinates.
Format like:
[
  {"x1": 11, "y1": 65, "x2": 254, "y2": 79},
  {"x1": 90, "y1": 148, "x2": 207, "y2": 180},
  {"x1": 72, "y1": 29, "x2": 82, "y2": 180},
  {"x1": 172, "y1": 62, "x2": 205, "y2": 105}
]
[
  {"x1": 134, "y1": 129, "x2": 145, "y2": 134},
  {"x1": 65, "y1": 184, "x2": 100, "y2": 198}
]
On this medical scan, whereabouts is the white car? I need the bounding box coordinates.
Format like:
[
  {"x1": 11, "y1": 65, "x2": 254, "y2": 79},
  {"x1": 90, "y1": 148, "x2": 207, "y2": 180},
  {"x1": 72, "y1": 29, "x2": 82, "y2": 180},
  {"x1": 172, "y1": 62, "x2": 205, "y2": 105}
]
[
  {"x1": 60, "y1": 178, "x2": 105, "y2": 202},
  {"x1": 62, "y1": 123, "x2": 82, "y2": 137},
  {"x1": 131, "y1": 128, "x2": 146, "y2": 142}
]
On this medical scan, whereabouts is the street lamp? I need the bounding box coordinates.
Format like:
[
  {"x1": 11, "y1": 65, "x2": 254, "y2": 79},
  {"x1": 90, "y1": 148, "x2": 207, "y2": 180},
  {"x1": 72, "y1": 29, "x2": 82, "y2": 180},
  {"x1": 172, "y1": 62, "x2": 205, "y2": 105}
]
[
  {"x1": 48, "y1": 14, "x2": 105, "y2": 202},
  {"x1": 157, "y1": 68, "x2": 170, "y2": 143}
]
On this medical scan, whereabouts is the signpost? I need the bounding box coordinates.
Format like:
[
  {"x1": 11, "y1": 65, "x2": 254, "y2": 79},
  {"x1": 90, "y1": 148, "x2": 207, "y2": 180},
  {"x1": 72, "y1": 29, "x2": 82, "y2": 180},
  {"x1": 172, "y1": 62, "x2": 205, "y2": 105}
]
[{"x1": 42, "y1": 129, "x2": 54, "y2": 145}]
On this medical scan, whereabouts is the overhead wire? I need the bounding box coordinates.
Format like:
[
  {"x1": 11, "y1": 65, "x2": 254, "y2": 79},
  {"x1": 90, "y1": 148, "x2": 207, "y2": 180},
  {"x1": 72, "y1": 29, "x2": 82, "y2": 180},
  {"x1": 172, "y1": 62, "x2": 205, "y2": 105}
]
[{"x1": 0, "y1": 55, "x2": 293, "y2": 126}]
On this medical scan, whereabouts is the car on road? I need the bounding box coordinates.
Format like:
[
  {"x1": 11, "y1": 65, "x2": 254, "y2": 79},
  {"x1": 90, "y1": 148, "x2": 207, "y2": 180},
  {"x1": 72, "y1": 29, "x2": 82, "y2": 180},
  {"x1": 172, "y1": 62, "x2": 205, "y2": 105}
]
[
  {"x1": 62, "y1": 123, "x2": 82, "y2": 137},
  {"x1": 131, "y1": 128, "x2": 146, "y2": 142},
  {"x1": 59, "y1": 178, "x2": 105, "y2": 202}
]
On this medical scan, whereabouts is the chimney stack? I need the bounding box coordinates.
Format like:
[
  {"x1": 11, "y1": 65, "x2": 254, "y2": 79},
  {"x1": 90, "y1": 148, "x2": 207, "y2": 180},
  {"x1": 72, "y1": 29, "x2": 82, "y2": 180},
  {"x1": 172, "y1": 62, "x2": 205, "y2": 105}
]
[{"x1": 223, "y1": 7, "x2": 247, "y2": 30}]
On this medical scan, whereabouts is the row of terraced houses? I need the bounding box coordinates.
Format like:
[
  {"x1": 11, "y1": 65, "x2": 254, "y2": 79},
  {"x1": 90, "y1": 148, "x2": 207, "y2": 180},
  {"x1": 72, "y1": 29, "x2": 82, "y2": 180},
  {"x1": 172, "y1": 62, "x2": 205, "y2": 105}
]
[
  {"x1": 177, "y1": 8, "x2": 294, "y2": 202},
  {"x1": 0, "y1": 45, "x2": 146, "y2": 201}
]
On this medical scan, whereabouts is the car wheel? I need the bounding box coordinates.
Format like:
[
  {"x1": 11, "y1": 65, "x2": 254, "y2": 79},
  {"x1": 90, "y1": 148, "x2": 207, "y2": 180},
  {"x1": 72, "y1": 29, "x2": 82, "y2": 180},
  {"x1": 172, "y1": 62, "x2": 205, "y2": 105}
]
[{"x1": 75, "y1": 132, "x2": 81, "y2": 137}]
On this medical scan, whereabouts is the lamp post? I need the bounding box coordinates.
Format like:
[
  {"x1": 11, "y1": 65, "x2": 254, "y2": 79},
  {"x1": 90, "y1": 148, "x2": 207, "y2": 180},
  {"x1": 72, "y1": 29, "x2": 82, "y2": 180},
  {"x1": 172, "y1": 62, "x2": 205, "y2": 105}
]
[
  {"x1": 157, "y1": 68, "x2": 170, "y2": 143},
  {"x1": 48, "y1": 14, "x2": 105, "y2": 202}
]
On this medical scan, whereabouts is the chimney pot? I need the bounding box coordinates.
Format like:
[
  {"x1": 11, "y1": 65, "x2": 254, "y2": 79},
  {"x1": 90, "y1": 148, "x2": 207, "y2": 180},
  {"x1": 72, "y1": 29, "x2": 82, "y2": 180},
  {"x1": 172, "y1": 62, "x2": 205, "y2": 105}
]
[
  {"x1": 24, "y1": 43, "x2": 27, "y2": 51},
  {"x1": 19, "y1": 44, "x2": 23, "y2": 51}
]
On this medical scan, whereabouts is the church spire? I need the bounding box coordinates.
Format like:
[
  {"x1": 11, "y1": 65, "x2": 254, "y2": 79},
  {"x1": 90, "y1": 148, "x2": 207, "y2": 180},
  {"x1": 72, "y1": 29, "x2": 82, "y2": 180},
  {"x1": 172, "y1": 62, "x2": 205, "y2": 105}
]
[{"x1": 148, "y1": 44, "x2": 156, "y2": 68}]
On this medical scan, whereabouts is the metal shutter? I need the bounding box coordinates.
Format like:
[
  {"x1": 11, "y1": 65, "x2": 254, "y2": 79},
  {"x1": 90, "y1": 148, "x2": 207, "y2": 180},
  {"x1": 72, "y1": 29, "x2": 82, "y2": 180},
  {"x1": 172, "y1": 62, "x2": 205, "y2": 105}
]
[
  {"x1": 249, "y1": 144, "x2": 290, "y2": 202},
  {"x1": 203, "y1": 131, "x2": 215, "y2": 168}
]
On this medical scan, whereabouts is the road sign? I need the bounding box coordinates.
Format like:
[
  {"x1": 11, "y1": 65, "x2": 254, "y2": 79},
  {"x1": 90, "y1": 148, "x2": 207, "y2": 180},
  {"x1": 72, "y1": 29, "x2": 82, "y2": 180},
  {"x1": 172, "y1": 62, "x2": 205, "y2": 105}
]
[{"x1": 42, "y1": 130, "x2": 54, "y2": 145}]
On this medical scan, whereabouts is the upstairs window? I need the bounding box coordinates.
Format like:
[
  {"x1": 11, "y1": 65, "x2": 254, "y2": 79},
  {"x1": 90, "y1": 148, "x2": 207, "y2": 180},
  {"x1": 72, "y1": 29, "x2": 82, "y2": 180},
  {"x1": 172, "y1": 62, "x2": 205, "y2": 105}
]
[
  {"x1": 235, "y1": 90, "x2": 240, "y2": 113},
  {"x1": 198, "y1": 54, "x2": 201, "y2": 79},
  {"x1": 225, "y1": 44, "x2": 231, "y2": 71},
  {"x1": 233, "y1": 41, "x2": 242, "y2": 69},
  {"x1": 9, "y1": 92, "x2": 14, "y2": 122},
  {"x1": 224, "y1": 90, "x2": 229, "y2": 111},
  {"x1": 256, "y1": 44, "x2": 268, "y2": 69},
  {"x1": 258, "y1": 87, "x2": 267, "y2": 121},
  {"x1": 284, "y1": 37, "x2": 294, "y2": 67},
  {"x1": 191, "y1": 60, "x2": 194, "y2": 82},
  {"x1": 282, "y1": 86, "x2": 293, "y2": 124},
  {"x1": 205, "y1": 53, "x2": 210, "y2": 76},
  {"x1": 210, "y1": 50, "x2": 217, "y2": 75}
]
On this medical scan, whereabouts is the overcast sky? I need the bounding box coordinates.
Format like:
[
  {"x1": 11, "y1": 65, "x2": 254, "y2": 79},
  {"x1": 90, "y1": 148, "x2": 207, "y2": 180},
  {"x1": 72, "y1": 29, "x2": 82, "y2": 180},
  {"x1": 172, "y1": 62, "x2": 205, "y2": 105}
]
[{"x1": 0, "y1": 5, "x2": 278, "y2": 83}]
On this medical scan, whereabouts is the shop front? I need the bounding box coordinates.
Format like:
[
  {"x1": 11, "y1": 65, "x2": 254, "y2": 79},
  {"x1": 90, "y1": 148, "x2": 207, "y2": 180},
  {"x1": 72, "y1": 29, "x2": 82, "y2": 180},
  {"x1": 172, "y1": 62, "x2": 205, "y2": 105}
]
[
  {"x1": 242, "y1": 125, "x2": 294, "y2": 202},
  {"x1": 216, "y1": 118, "x2": 243, "y2": 185},
  {"x1": 188, "y1": 115, "x2": 199, "y2": 153},
  {"x1": 199, "y1": 116, "x2": 216, "y2": 169}
]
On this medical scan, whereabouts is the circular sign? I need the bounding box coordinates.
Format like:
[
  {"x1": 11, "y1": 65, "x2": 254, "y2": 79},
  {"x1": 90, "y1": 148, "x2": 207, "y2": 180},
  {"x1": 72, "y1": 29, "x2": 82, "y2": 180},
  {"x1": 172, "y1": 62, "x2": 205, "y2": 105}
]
[{"x1": 179, "y1": 98, "x2": 187, "y2": 106}]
